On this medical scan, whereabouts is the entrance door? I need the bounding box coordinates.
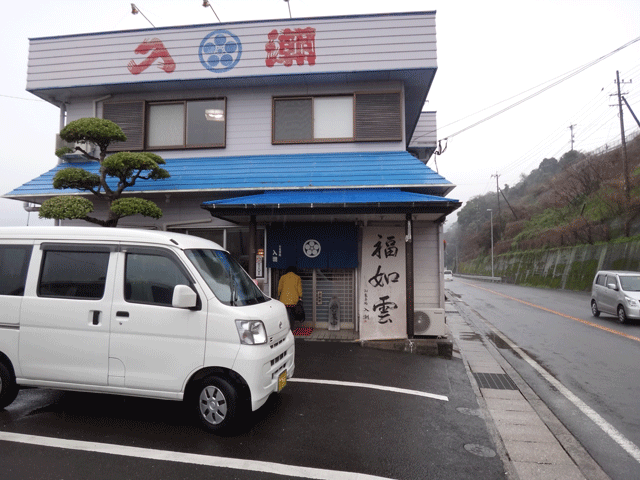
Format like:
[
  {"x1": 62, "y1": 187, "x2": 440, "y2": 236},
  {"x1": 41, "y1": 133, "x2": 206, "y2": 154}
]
[{"x1": 291, "y1": 269, "x2": 355, "y2": 330}]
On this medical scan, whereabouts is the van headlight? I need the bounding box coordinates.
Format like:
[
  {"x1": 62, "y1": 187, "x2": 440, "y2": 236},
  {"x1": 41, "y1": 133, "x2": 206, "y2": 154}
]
[
  {"x1": 235, "y1": 320, "x2": 267, "y2": 345},
  {"x1": 625, "y1": 296, "x2": 639, "y2": 308}
]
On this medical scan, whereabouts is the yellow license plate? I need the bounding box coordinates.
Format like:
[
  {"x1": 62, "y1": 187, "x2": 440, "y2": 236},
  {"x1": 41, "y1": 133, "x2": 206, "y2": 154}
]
[{"x1": 278, "y1": 370, "x2": 287, "y2": 392}]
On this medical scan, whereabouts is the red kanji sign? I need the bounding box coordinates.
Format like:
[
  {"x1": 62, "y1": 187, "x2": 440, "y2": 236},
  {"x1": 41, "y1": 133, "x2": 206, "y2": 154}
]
[
  {"x1": 265, "y1": 27, "x2": 316, "y2": 67},
  {"x1": 128, "y1": 38, "x2": 176, "y2": 75}
]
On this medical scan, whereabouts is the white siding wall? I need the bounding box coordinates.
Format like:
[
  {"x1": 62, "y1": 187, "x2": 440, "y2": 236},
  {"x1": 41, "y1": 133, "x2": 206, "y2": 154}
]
[
  {"x1": 413, "y1": 221, "x2": 442, "y2": 309},
  {"x1": 409, "y1": 111, "x2": 437, "y2": 148},
  {"x1": 66, "y1": 98, "x2": 96, "y2": 123},
  {"x1": 61, "y1": 195, "x2": 233, "y2": 230},
  {"x1": 70, "y1": 81, "x2": 406, "y2": 157}
]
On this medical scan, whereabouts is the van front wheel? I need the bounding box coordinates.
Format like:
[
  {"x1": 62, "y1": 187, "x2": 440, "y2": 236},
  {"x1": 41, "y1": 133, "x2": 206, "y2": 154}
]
[
  {"x1": 193, "y1": 376, "x2": 239, "y2": 433},
  {"x1": 0, "y1": 362, "x2": 19, "y2": 409}
]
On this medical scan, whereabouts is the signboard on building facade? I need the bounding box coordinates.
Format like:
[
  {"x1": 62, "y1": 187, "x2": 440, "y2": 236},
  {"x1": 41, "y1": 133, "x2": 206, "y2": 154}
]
[
  {"x1": 26, "y1": 12, "x2": 436, "y2": 92},
  {"x1": 360, "y1": 226, "x2": 406, "y2": 340}
]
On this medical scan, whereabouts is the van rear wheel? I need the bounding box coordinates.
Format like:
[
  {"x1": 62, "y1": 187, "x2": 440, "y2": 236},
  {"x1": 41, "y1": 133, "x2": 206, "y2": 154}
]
[
  {"x1": 617, "y1": 306, "x2": 627, "y2": 324},
  {"x1": 192, "y1": 376, "x2": 239, "y2": 433},
  {"x1": 591, "y1": 300, "x2": 600, "y2": 317},
  {"x1": 0, "y1": 362, "x2": 19, "y2": 409}
]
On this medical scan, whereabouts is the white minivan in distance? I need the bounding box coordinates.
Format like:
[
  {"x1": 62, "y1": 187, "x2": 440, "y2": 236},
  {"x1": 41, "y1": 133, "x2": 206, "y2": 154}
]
[
  {"x1": 591, "y1": 270, "x2": 640, "y2": 324},
  {"x1": 0, "y1": 227, "x2": 294, "y2": 433}
]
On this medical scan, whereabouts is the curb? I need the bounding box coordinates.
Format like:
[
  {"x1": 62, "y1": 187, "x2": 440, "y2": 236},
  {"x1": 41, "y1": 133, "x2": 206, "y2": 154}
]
[{"x1": 359, "y1": 336, "x2": 454, "y2": 358}]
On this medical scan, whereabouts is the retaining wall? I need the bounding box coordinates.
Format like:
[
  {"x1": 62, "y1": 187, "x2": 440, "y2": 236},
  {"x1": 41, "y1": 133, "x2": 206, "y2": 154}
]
[{"x1": 459, "y1": 240, "x2": 640, "y2": 291}]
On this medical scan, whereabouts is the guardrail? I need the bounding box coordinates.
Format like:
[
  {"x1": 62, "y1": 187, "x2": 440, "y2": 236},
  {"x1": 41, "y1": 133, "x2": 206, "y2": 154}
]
[{"x1": 453, "y1": 274, "x2": 502, "y2": 283}]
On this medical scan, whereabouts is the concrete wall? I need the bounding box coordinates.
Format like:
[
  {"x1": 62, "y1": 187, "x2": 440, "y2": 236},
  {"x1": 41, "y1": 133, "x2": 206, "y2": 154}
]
[{"x1": 459, "y1": 239, "x2": 640, "y2": 291}]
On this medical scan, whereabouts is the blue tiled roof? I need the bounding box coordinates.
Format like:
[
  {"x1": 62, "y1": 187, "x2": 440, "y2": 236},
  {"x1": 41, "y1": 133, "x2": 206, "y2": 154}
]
[
  {"x1": 204, "y1": 188, "x2": 458, "y2": 207},
  {"x1": 5, "y1": 151, "x2": 454, "y2": 198}
]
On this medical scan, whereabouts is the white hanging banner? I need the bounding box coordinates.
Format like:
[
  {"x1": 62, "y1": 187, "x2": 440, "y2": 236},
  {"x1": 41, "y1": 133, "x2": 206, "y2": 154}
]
[{"x1": 360, "y1": 226, "x2": 406, "y2": 340}]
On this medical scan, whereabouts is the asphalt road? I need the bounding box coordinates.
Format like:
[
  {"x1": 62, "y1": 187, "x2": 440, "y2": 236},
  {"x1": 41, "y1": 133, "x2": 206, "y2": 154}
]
[
  {"x1": 447, "y1": 278, "x2": 640, "y2": 480},
  {"x1": 0, "y1": 340, "x2": 505, "y2": 480}
]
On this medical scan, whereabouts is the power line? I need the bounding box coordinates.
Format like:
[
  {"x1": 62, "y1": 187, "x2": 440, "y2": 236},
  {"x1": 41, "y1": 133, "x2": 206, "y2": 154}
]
[
  {"x1": 0, "y1": 94, "x2": 45, "y2": 102},
  {"x1": 416, "y1": 34, "x2": 640, "y2": 143}
]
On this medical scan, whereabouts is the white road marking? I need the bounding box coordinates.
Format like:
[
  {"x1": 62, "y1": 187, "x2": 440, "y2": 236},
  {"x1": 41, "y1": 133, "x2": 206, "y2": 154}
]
[
  {"x1": 0, "y1": 431, "x2": 393, "y2": 480},
  {"x1": 485, "y1": 323, "x2": 640, "y2": 464},
  {"x1": 289, "y1": 378, "x2": 449, "y2": 402}
]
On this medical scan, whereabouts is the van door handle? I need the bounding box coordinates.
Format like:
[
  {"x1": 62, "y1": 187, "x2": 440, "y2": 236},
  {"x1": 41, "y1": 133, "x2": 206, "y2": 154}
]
[
  {"x1": 92, "y1": 311, "x2": 100, "y2": 325},
  {"x1": 116, "y1": 311, "x2": 129, "y2": 317}
]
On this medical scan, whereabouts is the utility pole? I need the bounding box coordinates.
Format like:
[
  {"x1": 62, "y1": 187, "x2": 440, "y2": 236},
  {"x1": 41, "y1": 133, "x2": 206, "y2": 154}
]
[
  {"x1": 615, "y1": 70, "x2": 631, "y2": 236},
  {"x1": 568, "y1": 124, "x2": 576, "y2": 151},
  {"x1": 491, "y1": 172, "x2": 502, "y2": 239}
]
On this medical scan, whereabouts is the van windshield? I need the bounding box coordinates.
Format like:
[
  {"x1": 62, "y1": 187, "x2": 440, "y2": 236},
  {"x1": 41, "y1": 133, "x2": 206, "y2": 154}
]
[
  {"x1": 185, "y1": 249, "x2": 269, "y2": 306},
  {"x1": 619, "y1": 275, "x2": 640, "y2": 292}
]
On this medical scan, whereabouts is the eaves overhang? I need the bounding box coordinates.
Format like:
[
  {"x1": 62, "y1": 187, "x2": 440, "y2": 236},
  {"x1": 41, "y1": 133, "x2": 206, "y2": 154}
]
[{"x1": 4, "y1": 151, "x2": 457, "y2": 205}]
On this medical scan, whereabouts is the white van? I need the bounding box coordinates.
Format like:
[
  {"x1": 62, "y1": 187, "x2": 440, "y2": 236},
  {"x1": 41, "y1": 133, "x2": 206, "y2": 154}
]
[
  {"x1": 0, "y1": 227, "x2": 294, "y2": 433},
  {"x1": 591, "y1": 270, "x2": 640, "y2": 324}
]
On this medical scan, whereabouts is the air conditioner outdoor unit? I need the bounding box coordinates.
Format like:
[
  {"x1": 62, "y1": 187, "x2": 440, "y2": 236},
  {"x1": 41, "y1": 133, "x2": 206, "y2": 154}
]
[
  {"x1": 414, "y1": 308, "x2": 446, "y2": 337},
  {"x1": 55, "y1": 134, "x2": 97, "y2": 160}
]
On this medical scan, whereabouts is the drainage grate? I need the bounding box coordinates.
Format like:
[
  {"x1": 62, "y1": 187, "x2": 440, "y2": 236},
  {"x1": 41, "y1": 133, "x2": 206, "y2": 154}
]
[{"x1": 473, "y1": 372, "x2": 518, "y2": 390}]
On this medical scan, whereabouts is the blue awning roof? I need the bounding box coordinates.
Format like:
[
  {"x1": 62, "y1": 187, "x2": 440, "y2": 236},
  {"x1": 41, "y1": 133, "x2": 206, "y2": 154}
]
[
  {"x1": 4, "y1": 151, "x2": 455, "y2": 202},
  {"x1": 204, "y1": 188, "x2": 458, "y2": 207},
  {"x1": 202, "y1": 188, "x2": 461, "y2": 218}
]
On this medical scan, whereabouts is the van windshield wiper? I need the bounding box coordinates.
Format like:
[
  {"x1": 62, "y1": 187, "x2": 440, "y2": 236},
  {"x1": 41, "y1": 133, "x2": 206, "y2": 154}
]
[{"x1": 230, "y1": 278, "x2": 238, "y2": 306}]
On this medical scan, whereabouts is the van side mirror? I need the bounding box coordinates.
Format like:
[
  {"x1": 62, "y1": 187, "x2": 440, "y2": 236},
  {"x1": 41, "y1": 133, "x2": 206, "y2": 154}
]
[
  {"x1": 607, "y1": 283, "x2": 618, "y2": 291},
  {"x1": 173, "y1": 284, "x2": 198, "y2": 309}
]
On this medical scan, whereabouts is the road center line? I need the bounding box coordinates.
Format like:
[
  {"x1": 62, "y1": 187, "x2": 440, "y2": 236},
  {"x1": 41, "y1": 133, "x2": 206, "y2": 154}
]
[
  {"x1": 289, "y1": 378, "x2": 449, "y2": 402},
  {"x1": 462, "y1": 281, "x2": 640, "y2": 343},
  {"x1": 0, "y1": 431, "x2": 393, "y2": 480}
]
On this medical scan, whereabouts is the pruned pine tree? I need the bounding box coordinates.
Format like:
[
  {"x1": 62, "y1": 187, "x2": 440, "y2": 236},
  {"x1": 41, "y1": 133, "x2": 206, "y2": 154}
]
[{"x1": 40, "y1": 118, "x2": 170, "y2": 227}]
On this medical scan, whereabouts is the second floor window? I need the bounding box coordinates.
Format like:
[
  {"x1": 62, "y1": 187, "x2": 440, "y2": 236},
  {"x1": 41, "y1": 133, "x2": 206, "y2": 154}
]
[
  {"x1": 147, "y1": 99, "x2": 226, "y2": 149},
  {"x1": 273, "y1": 92, "x2": 402, "y2": 144},
  {"x1": 103, "y1": 98, "x2": 226, "y2": 151}
]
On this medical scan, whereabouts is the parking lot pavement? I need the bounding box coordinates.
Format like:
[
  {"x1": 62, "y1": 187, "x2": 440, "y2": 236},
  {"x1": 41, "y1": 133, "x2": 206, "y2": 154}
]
[
  {"x1": 289, "y1": 340, "x2": 507, "y2": 479},
  {"x1": 4, "y1": 302, "x2": 608, "y2": 480},
  {"x1": 1, "y1": 338, "x2": 507, "y2": 480}
]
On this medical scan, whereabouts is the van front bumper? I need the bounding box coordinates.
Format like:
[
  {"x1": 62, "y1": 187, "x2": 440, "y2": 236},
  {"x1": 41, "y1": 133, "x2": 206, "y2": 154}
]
[{"x1": 232, "y1": 330, "x2": 295, "y2": 411}]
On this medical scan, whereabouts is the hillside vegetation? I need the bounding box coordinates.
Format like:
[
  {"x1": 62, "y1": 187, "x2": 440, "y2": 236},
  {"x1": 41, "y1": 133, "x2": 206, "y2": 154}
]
[{"x1": 445, "y1": 131, "x2": 640, "y2": 270}]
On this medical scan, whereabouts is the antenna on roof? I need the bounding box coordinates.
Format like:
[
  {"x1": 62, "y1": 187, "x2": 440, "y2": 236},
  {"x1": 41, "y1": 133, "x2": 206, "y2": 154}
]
[
  {"x1": 202, "y1": 1, "x2": 221, "y2": 22},
  {"x1": 130, "y1": 4, "x2": 155, "y2": 27},
  {"x1": 284, "y1": 0, "x2": 292, "y2": 18}
]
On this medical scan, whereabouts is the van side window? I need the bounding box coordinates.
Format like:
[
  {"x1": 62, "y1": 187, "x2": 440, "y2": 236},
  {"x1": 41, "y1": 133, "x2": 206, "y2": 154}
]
[
  {"x1": 0, "y1": 245, "x2": 32, "y2": 296},
  {"x1": 125, "y1": 252, "x2": 191, "y2": 306},
  {"x1": 596, "y1": 274, "x2": 606, "y2": 286},
  {"x1": 38, "y1": 250, "x2": 109, "y2": 299}
]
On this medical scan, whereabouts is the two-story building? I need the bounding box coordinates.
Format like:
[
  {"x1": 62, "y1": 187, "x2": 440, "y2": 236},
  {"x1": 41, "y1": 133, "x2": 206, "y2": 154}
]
[{"x1": 5, "y1": 11, "x2": 460, "y2": 341}]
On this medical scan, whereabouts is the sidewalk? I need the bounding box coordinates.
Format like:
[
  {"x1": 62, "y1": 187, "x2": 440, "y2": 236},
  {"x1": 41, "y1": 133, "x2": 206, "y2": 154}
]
[{"x1": 446, "y1": 298, "x2": 610, "y2": 480}]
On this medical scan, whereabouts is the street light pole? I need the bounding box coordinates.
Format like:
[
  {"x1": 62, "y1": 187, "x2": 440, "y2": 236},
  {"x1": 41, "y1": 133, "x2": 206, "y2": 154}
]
[{"x1": 489, "y1": 209, "x2": 494, "y2": 279}]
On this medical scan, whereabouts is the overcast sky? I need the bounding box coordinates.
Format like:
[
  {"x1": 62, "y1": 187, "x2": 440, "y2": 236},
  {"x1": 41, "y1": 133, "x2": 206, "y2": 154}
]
[{"x1": 1, "y1": 0, "x2": 639, "y2": 227}]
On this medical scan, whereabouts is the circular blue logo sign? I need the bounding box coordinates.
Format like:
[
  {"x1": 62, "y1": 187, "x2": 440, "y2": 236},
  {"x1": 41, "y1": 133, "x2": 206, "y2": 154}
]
[{"x1": 199, "y1": 30, "x2": 242, "y2": 73}]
